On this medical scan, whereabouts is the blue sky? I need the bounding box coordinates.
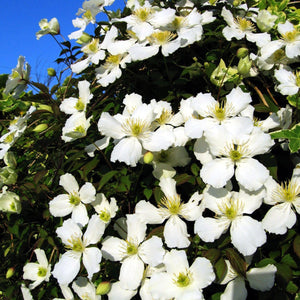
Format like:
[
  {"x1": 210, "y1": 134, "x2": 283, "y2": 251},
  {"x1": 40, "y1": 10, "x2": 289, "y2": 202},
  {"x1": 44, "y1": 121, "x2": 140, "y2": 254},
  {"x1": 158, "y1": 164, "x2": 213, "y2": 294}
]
[{"x1": 0, "y1": 0, "x2": 124, "y2": 83}]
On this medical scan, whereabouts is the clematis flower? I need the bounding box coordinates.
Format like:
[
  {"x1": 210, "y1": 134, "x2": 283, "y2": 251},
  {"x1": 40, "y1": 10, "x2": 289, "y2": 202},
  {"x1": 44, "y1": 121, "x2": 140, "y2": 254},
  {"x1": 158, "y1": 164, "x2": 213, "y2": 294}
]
[
  {"x1": 60, "y1": 80, "x2": 93, "y2": 114},
  {"x1": 0, "y1": 186, "x2": 21, "y2": 214},
  {"x1": 49, "y1": 173, "x2": 96, "y2": 227},
  {"x1": 262, "y1": 164, "x2": 300, "y2": 234},
  {"x1": 107, "y1": 281, "x2": 137, "y2": 300},
  {"x1": 52, "y1": 216, "x2": 104, "y2": 285},
  {"x1": 199, "y1": 125, "x2": 273, "y2": 191},
  {"x1": 274, "y1": 68, "x2": 300, "y2": 96},
  {"x1": 4, "y1": 56, "x2": 31, "y2": 98},
  {"x1": 36, "y1": 17, "x2": 60, "y2": 40},
  {"x1": 194, "y1": 186, "x2": 266, "y2": 256},
  {"x1": 220, "y1": 260, "x2": 277, "y2": 300},
  {"x1": 23, "y1": 249, "x2": 51, "y2": 290},
  {"x1": 260, "y1": 20, "x2": 300, "y2": 59},
  {"x1": 101, "y1": 214, "x2": 165, "y2": 290},
  {"x1": 148, "y1": 249, "x2": 215, "y2": 300},
  {"x1": 221, "y1": 7, "x2": 270, "y2": 47},
  {"x1": 135, "y1": 177, "x2": 202, "y2": 248}
]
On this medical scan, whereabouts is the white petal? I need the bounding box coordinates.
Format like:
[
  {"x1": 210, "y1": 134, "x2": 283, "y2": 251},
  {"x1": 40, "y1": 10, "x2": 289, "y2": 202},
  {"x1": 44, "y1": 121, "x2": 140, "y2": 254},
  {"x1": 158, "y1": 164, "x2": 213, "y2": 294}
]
[
  {"x1": 220, "y1": 277, "x2": 247, "y2": 300},
  {"x1": 119, "y1": 255, "x2": 144, "y2": 290},
  {"x1": 83, "y1": 214, "x2": 105, "y2": 245},
  {"x1": 231, "y1": 216, "x2": 266, "y2": 256},
  {"x1": 101, "y1": 236, "x2": 127, "y2": 261},
  {"x1": 184, "y1": 119, "x2": 204, "y2": 139},
  {"x1": 34, "y1": 249, "x2": 49, "y2": 267},
  {"x1": 195, "y1": 216, "x2": 230, "y2": 242},
  {"x1": 71, "y1": 203, "x2": 89, "y2": 227},
  {"x1": 164, "y1": 215, "x2": 190, "y2": 248},
  {"x1": 23, "y1": 263, "x2": 40, "y2": 281},
  {"x1": 139, "y1": 236, "x2": 165, "y2": 267},
  {"x1": 246, "y1": 264, "x2": 277, "y2": 291},
  {"x1": 107, "y1": 281, "x2": 137, "y2": 300},
  {"x1": 111, "y1": 137, "x2": 142, "y2": 167},
  {"x1": 262, "y1": 202, "x2": 296, "y2": 234},
  {"x1": 126, "y1": 214, "x2": 146, "y2": 244},
  {"x1": 59, "y1": 173, "x2": 79, "y2": 194},
  {"x1": 79, "y1": 182, "x2": 96, "y2": 204},
  {"x1": 134, "y1": 200, "x2": 165, "y2": 224},
  {"x1": 190, "y1": 257, "x2": 215, "y2": 288},
  {"x1": 83, "y1": 247, "x2": 102, "y2": 280},
  {"x1": 159, "y1": 177, "x2": 177, "y2": 199},
  {"x1": 164, "y1": 249, "x2": 189, "y2": 275},
  {"x1": 225, "y1": 87, "x2": 252, "y2": 115},
  {"x1": 193, "y1": 136, "x2": 213, "y2": 164},
  {"x1": 49, "y1": 194, "x2": 73, "y2": 217},
  {"x1": 72, "y1": 277, "x2": 96, "y2": 299},
  {"x1": 236, "y1": 158, "x2": 269, "y2": 191},
  {"x1": 56, "y1": 219, "x2": 82, "y2": 247},
  {"x1": 200, "y1": 158, "x2": 234, "y2": 188},
  {"x1": 148, "y1": 272, "x2": 176, "y2": 300},
  {"x1": 52, "y1": 251, "x2": 81, "y2": 285},
  {"x1": 97, "y1": 112, "x2": 124, "y2": 139}
]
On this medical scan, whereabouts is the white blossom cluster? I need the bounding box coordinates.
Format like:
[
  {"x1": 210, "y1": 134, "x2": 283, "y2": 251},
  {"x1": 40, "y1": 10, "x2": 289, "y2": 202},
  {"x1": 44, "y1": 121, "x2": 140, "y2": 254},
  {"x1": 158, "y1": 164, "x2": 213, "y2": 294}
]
[{"x1": 3, "y1": 0, "x2": 298, "y2": 299}]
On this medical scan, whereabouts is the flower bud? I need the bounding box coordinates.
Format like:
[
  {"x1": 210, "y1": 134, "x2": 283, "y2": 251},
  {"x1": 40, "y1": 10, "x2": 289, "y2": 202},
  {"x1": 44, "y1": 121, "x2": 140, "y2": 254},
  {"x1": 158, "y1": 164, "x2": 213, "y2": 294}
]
[
  {"x1": 237, "y1": 47, "x2": 249, "y2": 59},
  {"x1": 32, "y1": 124, "x2": 49, "y2": 133},
  {"x1": 96, "y1": 281, "x2": 111, "y2": 295},
  {"x1": 238, "y1": 56, "x2": 252, "y2": 76},
  {"x1": 0, "y1": 167, "x2": 18, "y2": 187},
  {"x1": 36, "y1": 104, "x2": 53, "y2": 113},
  {"x1": 144, "y1": 151, "x2": 154, "y2": 164},
  {"x1": 0, "y1": 187, "x2": 21, "y2": 214},
  {"x1": 77, "y1": 32, "x2": 92, "y2": 45},
  {"x1": 4, "y1": 152, "x2": 17, "y2": 168},
  {"x1": 6, "y1": 267, "x2": 15, "y2": 279},
  {"x1": 47, "y1": 68, "x2": 56, "y2": 77}
]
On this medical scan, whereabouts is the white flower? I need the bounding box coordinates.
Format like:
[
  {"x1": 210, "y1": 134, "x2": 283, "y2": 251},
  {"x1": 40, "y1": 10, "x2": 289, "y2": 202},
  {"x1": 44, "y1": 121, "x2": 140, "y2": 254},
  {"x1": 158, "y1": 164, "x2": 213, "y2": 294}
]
[
  {"x1": 135, "y1": 177, "x2": 203, "y2": 248},
  {"x1": 4, "y1": 56, "x2": 31, "y2": 98},
  {"x1": 199, "y1": 125, "x2": 273, "y2": 191},
  {"x1": 107, "y1": 281, "x2": 137, "y2": 300},
  {"x1": 49, "y1": 173, "x2": 96, "y2": 227},
  {"x1": 185, "y1": 87, "x2": 252, "y2": 139},
  {"x1": 92, "y1": 193, "x2": 118, "y2": 225},
  {"x1": 61, "y1": 112, "x2": 91, "y2": 143},
  {"x1": 72, "y1": 277, "x2": 101, "y2": 300},
  {"x1": 0, "y1": 186, "x2": 21, "y2": 214},
  {"x1": 52, "y1": 216, "x2": 104, "y2": 285},
  {"x1": 101, "y1": 214, "x2": 165, "y2": 290},
  {"x1": 148, "y1": 249, "x2": 215, "y2": 300},
  {"x1": 60, "y1": 80, "x2": 93, "y2": 114},
  {"x1": 36, "y1": 17, "x2": 60, "y2": 39},
  {"x1": 256, "y1": 10, "x2": 277, "y2": 32},
  {"x1": 21, "y1": 284, "x2": 33, "y2": 300},
  {"x1": 195, "y1": 186, "x2": 266, "y2": 256},
  {"x1": 220, "y1": 260, "x2": 277, "y2": 300},
  {"x1": 274, "y1": 68, "x2": 300, "y2": 96},
  {"x1": 260, "y1": 20, "x2": 300, "y2": 59},
  {"x1": 23, "y1": 249, "x2": 51, "y2": 290},
  {"x1": 221, "y1": 7, "x2": 270, "y2": 47},
  {"x1": 262, "y1": 164, "x2": 300, "y2": 234}
]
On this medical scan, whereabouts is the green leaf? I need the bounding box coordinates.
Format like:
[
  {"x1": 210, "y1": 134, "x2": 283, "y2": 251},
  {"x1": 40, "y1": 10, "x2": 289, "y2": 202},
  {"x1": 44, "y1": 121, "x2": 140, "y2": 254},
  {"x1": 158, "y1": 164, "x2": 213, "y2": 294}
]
[
  {"x1": 281, "y1": 254, "x2": 298, "y2": 269},
  {"x1": 286, "y1": 281, "x2": 299, "y2": 294},
  {"x1": 97, "y1": 170, "x2": 118, "y2": 191},
  {"x1": 143, "y1": 188, "x2": 152, "y2": 200},
  {"x1": 276, "y1": 263, "x2": 293, "y2": 286},
  {"x1": 271, "y1": 124, "x2": 300, "y2": 153},
  {"x1": 224, "y1": 248, "x2": 247, "y2": 277},
  {"x1": 255, "y1": 258, "x2": 277, "y2": 268},
  {"x1": 214, "y1": 258, "x2": 227, "y2": 282},
  {"x1": 202, "y1": 248, "x2": 221, "y2": 264},
  {"x1": 31, "y1": 82, "x2": 49, "y2": 94},
  {"x1": 293, "y1": 235, "x2": 300, "y2": 258}
]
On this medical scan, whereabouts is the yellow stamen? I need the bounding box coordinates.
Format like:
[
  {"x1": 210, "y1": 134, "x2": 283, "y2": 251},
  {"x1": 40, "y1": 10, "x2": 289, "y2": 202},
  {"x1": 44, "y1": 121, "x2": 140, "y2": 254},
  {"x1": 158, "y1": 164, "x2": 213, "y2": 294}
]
[{"x1": 234, "y1": 16, "x2": 255, "y2": 32}]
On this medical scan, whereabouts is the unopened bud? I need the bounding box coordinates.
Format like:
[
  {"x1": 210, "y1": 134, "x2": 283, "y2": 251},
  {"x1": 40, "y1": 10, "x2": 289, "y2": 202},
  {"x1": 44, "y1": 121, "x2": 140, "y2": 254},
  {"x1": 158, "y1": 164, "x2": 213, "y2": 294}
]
[
  {"x1": 47, "y1": 68, "x2": 56, "y2": 77},
  {"x1": 36, "y1": 104, "x2": 53, "y2": 113},
  {"x1": 236, "y1": 48, "x2": 249, "y2": 59},
  {"x1": 238, "y1": 56, "x2": 252, "y2": 76},
  {"x1": 6, "y1": 267, "x2": 14, "y2": 279},
  {"x1": 32, "y1": 124, "x2": 49, "y2": 133},
  {"x1": 96, "y1": 281, "x2": 111, "y2": 295},
  {"x1": 144, "y1": 151, "x2": 154, "y2": 164}
]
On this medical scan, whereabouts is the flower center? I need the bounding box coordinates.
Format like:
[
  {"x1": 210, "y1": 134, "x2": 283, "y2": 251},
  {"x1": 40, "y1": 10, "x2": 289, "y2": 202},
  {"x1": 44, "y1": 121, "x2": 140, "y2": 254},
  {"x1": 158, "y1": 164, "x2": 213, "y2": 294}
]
[
  {"x1": 83, "y1": 9, "x2": 93, "y2": 21},
  {"x1": 134, "y1": 8, "x2": 152, "y2": 22},
  {"x1": 235, "y1": 16, "x2": 255, "y2": 32},
  {"x1": 282, "y1": 29, "x2": 298, "y2": 42},
  {"x1": 69, "y1": 192, "x2": 81, "y2": 206},
  {"x1": 218, "y1": 198, "x2": 242, "y2": 220},
  {"x1": 104, "y1": 54, "x2": 121, "y2": 68},
  {"x1": 67, "y1": 236, "x2": 85, "y2": 252},
  {"x1": 83, "y1": 38, "x2": 99, "y2": 54},
  {"x1": 213, "y1": 104, "x2": 226, "y2": 121},
  {"x1": 99, "y1": 209, "x2": 111, "y2": 223},
  {"x1": 172, "y1": 16, "x2": 185, "y2": 30},
  {"x1": 159, "y1": 195, "x2": 182, "y2": 215},
  {"x1": 4, "y1": 132, "x2": 15, "y2": 144},
  {"x1": 156, "y1": 108, "x2": 172, "y2": 125},
  {"x1": 276, "y1": 181, "x2": 299, "y2": 203},
  {"x1": 149, "y1": 31, "x2": 176, "y2": 45},
  {"x1": 126, "y1": 241, "x2": 138, "y2": 256},
  {"x1": 37, "y1": 266, "x2": 47, "y2": 277},
  {"x1": 75, "y1": 98, "x2": 85, "y2": 111},
  {"x1": 174, "y1": 271, "x2": 191, "y2": 287},
  {"x1": 295, "y1": 71, "x2": 300, "y2": 87},
  {"x1": 229, "y1": 148, "x2": 243, "y2": 162},
  {"x1": 74, "y1": 125, "x2": 86, "y2": 134},
  {"x1": 122, "y1": 118, "x2": 150, "y2": 138}
]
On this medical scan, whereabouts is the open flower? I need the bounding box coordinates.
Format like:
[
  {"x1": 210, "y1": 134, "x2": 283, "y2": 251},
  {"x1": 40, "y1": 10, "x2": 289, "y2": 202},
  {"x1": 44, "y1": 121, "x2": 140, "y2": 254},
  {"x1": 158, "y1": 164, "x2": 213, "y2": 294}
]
[
  {"x1": 49, "y1": 173, "x2": 96, "y2": 227},
  {"x1": 274, "y1": 68, "x2": 300, "y2": 96},
  {"x1": 52, "y1": 216, "x2": 105, "y2": 285},
  {"x1": 148, "y1": 249, "x2": 215, "y2": 299},
  {"x1": 135, "y1": 177, "x2": 202, "y2": 248},
  {"x1": 36, "y1": 17, "x2": 60, "y2": 40},
  {"x1": 23, "y1": 249, "x2": 51, "y2": 290},
  {"x1": 72, "y1": 277, "x2": 101, "y2": 300},
  {"x1": 102, "y1": 214, "x2": 165, "y2": 290},
  {"x1": 262, "y1": 164, "x2": 300, "y2": 234},
  {"x1": 195, "y1": 186, "x2": 266, "y2": 256}
]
